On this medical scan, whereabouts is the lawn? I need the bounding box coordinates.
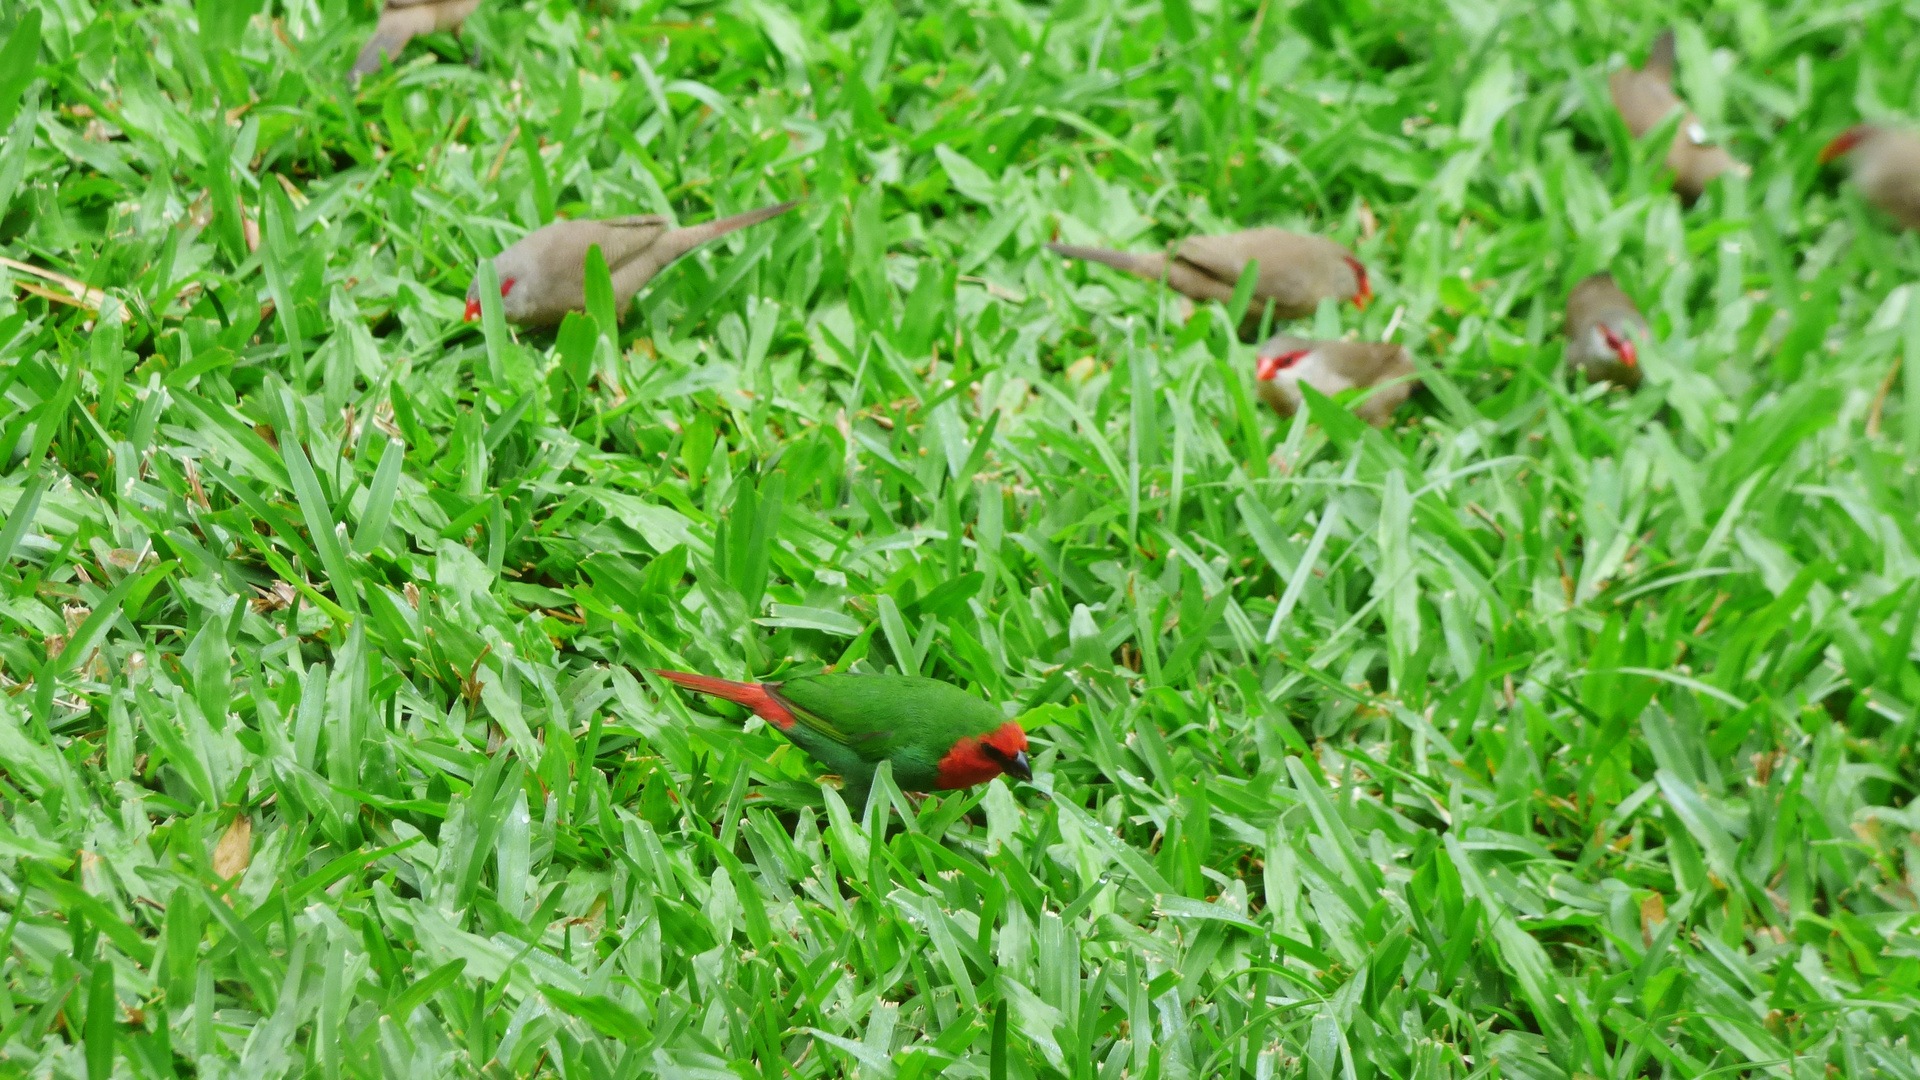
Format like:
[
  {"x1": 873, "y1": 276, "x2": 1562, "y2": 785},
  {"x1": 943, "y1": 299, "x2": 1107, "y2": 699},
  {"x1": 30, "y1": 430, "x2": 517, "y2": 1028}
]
[{"x1": 1, "y1": 0, "x2": 1918, "y2": 1077}]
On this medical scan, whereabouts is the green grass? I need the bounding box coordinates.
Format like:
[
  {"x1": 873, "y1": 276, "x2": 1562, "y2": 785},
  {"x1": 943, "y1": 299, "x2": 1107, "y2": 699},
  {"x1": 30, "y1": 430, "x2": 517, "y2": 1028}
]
[{"x1": 1, "y1": 0, "x2": 1918, "y2": 1076}]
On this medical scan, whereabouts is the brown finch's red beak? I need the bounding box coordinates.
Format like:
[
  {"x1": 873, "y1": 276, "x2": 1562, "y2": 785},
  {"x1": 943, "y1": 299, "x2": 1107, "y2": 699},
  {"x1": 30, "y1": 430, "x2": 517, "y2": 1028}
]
[
  {"x1": 1600, "y1": 324, "x2": 1637, "y2": 368},
  {"x1": 466, "y1": 278, "x2": 513, "y2": 323},
  {"x1": 1345, "y1": 257, "x2": 1373, "y2": 312},
  {"x1": 1819, "y1": 127, "x2": 1864, "y2": 165},
  {"x1": 1256, "y1": 350, "x2": 1310, "y2": 381}
]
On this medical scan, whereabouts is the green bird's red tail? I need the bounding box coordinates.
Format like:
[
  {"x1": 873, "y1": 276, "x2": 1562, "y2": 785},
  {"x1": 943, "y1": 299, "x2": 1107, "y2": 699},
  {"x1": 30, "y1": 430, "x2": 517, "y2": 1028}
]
[{"x1": 651, "y1": 670, "x2": 796, "y2": 729}]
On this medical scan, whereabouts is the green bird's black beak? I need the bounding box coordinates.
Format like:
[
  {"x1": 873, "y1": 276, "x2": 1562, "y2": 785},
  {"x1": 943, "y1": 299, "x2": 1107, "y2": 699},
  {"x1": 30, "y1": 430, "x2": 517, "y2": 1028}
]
[{"x1": 1004, "y1": 750, "x2": 1032, "y2": 782}]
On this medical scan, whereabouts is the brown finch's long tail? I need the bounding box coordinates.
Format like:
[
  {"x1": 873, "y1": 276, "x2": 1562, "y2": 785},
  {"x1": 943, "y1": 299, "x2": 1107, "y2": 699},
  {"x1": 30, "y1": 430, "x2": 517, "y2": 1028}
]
[{"x1": 1045, "y1": 242, "x2": 1156, "y2": 279}]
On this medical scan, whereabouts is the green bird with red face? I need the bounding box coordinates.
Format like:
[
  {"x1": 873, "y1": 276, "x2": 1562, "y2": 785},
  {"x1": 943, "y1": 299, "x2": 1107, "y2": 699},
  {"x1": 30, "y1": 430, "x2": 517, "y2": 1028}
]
[{"x1": 652, "y1": 670, "x2": 1032, "y2": 803}]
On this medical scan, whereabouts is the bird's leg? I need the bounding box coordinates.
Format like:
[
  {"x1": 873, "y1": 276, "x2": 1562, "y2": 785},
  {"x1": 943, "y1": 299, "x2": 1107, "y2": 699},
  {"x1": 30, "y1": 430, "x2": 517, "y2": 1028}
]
[{"x1": 456, "y1": 26, "x2": 482, "y2": 68}]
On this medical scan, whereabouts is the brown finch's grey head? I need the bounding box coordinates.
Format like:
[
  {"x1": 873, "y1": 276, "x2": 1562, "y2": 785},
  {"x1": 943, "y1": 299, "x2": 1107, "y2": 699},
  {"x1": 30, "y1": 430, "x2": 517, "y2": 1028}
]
[
  {"x1": 1255, "y1": 348, "x2": 1311, "y2": 381},
  {"x1": 1593, "y1": 321, "x2": 1638, "y2": 371},
  {"x1": 463, "y1": 248, "x2": 540, "y2": 324}
]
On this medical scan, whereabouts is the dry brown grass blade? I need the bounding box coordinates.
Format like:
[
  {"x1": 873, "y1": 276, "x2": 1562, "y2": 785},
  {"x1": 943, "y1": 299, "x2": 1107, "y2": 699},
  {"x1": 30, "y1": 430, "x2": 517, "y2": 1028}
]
[
  {"x1": 213, "y1": 815, "x2": 253, "y2": 881},
  {"x1": 1, "y1": 258, "x2": 133, "y2": 323}
]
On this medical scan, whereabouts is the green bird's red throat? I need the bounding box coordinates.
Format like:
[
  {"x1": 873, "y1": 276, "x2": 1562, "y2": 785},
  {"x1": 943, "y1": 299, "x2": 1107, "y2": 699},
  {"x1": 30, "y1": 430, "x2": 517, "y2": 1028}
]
[{"x1": 933, "y1": 723, "x2": 1031, "y2": 789}]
